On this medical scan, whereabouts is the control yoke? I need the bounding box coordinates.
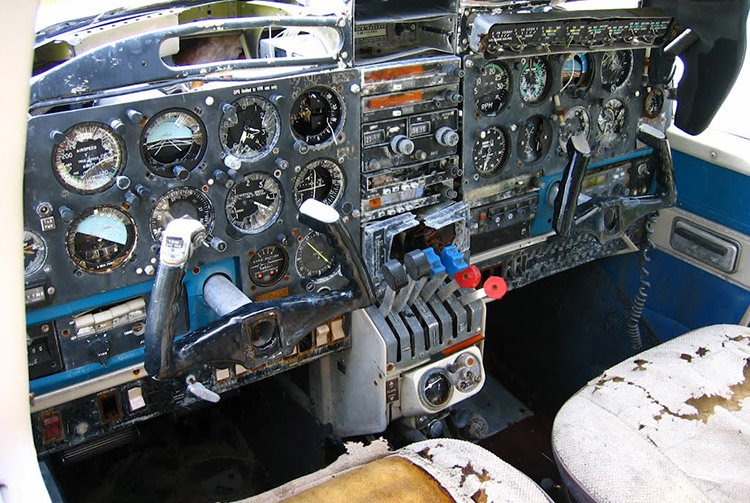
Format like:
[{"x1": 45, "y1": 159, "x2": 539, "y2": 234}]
[
  {"x1": 552, "y1": 124, "x2": 677, "y2": 242},
  {"x1": 144, "y1": 199, "x2": 376, "y2": 380}
]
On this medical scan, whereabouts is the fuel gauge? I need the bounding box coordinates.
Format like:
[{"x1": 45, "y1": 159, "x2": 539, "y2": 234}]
[{"x1": 249, "y1": 245, "x2": 288, "y2": 287}]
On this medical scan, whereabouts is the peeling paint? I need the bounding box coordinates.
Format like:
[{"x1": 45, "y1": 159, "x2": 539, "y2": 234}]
[
  {"x1": 417, "y1": 447, "x2": 433, "y2": 462},
  {"x1": 696, "y1": 347, "x2": 709, "y2": 357},
  {"x1": 633, "y1": 359, "x2": 650, "y2": 371},
  {"x1": 680, "y1": 353, "x2": 693, "y2": 363},
  {"x1": 471, "y1": 488, "x2": 488, "y2": 503}
]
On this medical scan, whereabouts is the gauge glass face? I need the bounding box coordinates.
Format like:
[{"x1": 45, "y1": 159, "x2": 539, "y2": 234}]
[
  {"x1": 141, "y1": 109, "x2": 206, "y2": 176},
  {"x1": 219, "y1": 96, "x2": 280, "y2": 161},
  {"x1": 296, "y1": 231, "x2": 337, "y2": 279},
  {"x1": 472, "y1": 126, "x2": 510, "y2": 176},
  {"x1": 249, "y1": 245, "x2": 288, "y2": 287},
  {"x1": 644, "y1": 87, "x2": 665, "y2": 119},
  {"x1": 24, "y1": 230, "x2": 47, "y2": 278},
  {"x1": 225, "y1": 172, "x2": 283, "y2": 234},
  {"x1": 293, "y1": 159, "x2": 345, "y2": 207},
  {"x1": 421, "y1": 370, "x2": 452, "y2": 408},
  {"x1": 559, "y1": 106, "x2": 591, "y2": 152},
  {"x1": 561, "y1": 53, "x2": 593, "y2": 92},
  {"x1": 290, "y1": 87, "x2": 343, "y2": 145},
  {"x1": 519, "y1": 57, "x2": 550, "y2": 105},
  {"x1": 601, "y1": 50, "x2": 633, "y2": 90},
  {"x1": 52, "y1": 123, "x2": 125, "y2": 194},
  {"x1": 66, "y1": 206, "x2": 136, "y2": 273},
  {"x1": 598, "y1": 99, "x2": 627, "y2": 138},
  {"x1": 473, "y1": 62, "x2": 511, "y2": 116},
  {"x1": 518, "y1": 116, "x2": 552, "y2": 164},
  {"x1": 150, "y1": 187, "x2": 214, "y2": 242}
]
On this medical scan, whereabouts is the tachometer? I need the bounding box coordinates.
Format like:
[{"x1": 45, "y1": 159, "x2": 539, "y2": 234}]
[
  {"x1": 293, "y1": 159, "x2": 345, "y2": 207},
  {"x1": 601, "y1": 50, "x2": 633, "y2": 91},
  {"x1": 52, "y1": 123, "x2": 125, "y2": 194},
  {"x1": 219, "y1": 96, "x2": 280, "y2": 162},
  {"x1": 249, "y1": 245, "x2": 288, "y2": 287},
  {"x1": 150, "y1": 187, "x2": 214, "y2": 242},
  {"x1": 290, "y1": 87, "x2": 343, "y2": 146},
  {"x1": 66, "y1": 206, "x2": 136, "y2": 273},
  {"x1": 140, "y1": 109, "x2": 206, "y2": 177},
  {"x1": 559, "y1": 106, "x2": 591, "y2": 152},
  {"x1": 519, "y1": 57, "x2": 551, "y2": 105},
  {"x1": 24, "y1": 230, "x2": 47, "y2": 278},
  {"x1": 518, "y1": 116, "x2": 553, "y2": 164},
  {"x1": 597, "y1": 99, "x2": 627, "y2": 138},
  {"x1": 472, "y1": 126, "x2": 510, "y2": 176},
  {"x1": 295, "y1": 231, "x2": 338, "y2": 280},
  {"x1": 644, "y1": 87, "x2": 665, "y2": 119},
  {"x1": 473, "y1": 62, "x2": 511, "y2": 116},
  {"x1": 225, "y1": 172, "x2": 283, "y2": 234}
]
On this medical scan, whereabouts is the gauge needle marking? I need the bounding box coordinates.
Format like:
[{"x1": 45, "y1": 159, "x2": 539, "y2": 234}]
[{"x1": 306, "y1": 242, "x2": 330, "y2": 264}]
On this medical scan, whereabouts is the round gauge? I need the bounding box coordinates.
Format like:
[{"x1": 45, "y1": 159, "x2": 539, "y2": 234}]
[
  {"x1": 598, "y1": 99, "x2": 627, "y2": 138},
  {"x1": 24, "y1": 230, "x2": 47, "y2": 278},
  {"x1": 473, "y1": 62, "x2": 511, "y2": 116},
  {"x1": 296, "y1": 231, "x2": 337, "y2": 279},
  {"x1": 601, "y1": 50, "x2": 633, "y2": 91},
  {"x1": 249, "y1": 245, "x2": 288, "y2": 287},
  {"x1": 66, "y1": 206, "x2": 136, "y2": 273},
  {"x1": 561, "y1": 52, "x2": 593, "y2": 92},
  {"x1": 140, "y1": 109, "x2": 206, "y2": 177},
  {"x1": 559, "y1": 106, "x2": 591, "y2": 152},
  {"x1": 52, "y1": 122, "x2": 125, "y2": 194},
  {"x1": 150, "y1": 187, "x2": 214, "y2": 242},
  {"x1": 519, "y1": 57, "x2": 551, "y2": 105},
  {"x1": 290, "y1": 87, "x2": 343, "y2": 145},
  {"x1": 644, "y1": 87, "x2": 665, "y2": 119},
  {"x1": 518, "y1": 115, "x2": 553, "y2": 164},
  {"x1": 225, "y1": 172, "x2": 283, "y2": 234},
  {"x1": 419, "y1": 369, "x2": 453, "y2": 409},
  {"x1": 293, "y1": 159, "x2": 345, "y2": 207},
  {"x1": 219, "y1": 96, "x2": 280, "y2": 162},
  {"x1": 472, "y1": 126, "x2": 510, "y2": 176}
]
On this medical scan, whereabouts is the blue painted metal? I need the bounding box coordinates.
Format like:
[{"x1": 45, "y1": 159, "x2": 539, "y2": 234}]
[
  {"x1": 531, "y1": 149, "x2": 654, "y2": 236},
  {"x1": 673, "y1": 150, "x2": 750, "y2": 235},
  {"x1": 29, "y1": 257, "x2": 241, "y2": 394}
]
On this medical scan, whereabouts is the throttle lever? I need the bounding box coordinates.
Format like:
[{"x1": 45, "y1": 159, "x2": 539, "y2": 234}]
[{"x1": 552, "y1": 135, "x2": 591, "y2": 238}]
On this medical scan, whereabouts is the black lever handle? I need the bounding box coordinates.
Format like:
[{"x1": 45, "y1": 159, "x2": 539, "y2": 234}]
[{"x1": 553, "y1": 135, "x2": 592, "y2": 237}]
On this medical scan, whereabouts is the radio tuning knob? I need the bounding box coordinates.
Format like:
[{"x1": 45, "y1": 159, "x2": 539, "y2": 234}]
[
  {"x1": 435, "y1": 127, "x2": 459, "y2": 147},
  {"x1": 390, "y1": 135, "x2": 415, "y2": 155}
]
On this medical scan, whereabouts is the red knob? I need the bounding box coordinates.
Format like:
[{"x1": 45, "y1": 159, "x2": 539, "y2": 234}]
[
  {"x1": 455, "y1": 265, "x2": 482, "y2": 289},
  {"x1": 483, "y1": 276, "x2": 508, "y2": 300}
]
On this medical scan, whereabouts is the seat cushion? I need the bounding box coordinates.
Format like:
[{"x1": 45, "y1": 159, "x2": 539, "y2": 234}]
[
  {"x1": 552, "y1": 324, "x2": 750, "y2": 503},
  {"x1": 240, "y1": 438, "x2": 553, "y2": 503}
]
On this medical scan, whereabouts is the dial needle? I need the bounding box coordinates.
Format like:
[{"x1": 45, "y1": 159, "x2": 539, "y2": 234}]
[{"x1": 306, "y1": 242, "x2": 330, "y2": 264}]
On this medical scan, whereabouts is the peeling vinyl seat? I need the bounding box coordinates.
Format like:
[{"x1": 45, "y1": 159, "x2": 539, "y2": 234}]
[
  {"x1": 552, "y1": 324, "x2": 750, "y2": 503},
  {"x1": 237, "y1": 438, "x2": 553, "y2": 503}
]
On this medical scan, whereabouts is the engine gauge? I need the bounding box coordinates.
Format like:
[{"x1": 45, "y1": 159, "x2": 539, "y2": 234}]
[
  {"x1": 601, "y1": 50, "x2": 633, "y2": 91},
  {"x1": 290, "y1": 87, "x2": 343, "y2": 146},
  {"x1": 559, "y1": 106, "x2": 591, "y2": 152},
  {"x1": 140, "y1": 109, "x2": 206, "y2": 177},
  {"x1": 225, "y1": 172, "x2": 283, "y2": 234},
  {"x1": 472, "y1": 126, "x2": 510, "y2": 177},
  {"x1": 519, "y1": 57, "x2": 551, "y2": 105},
  {"x1": 66, "y1": 206, "x2": 136, "y2": 273},
  {"x1": 561, "y1": 53, "x2": 593, "y2": 92},
  {"x1": 473, "y1": 62, "x2": 511, "y2": 116},
  {"x1": 644, "y1": 87, "x2": 665, "y2": 119},
  {"x1": 249, "y1": 245, "x2": 288, "y2": 287},
  {"x1": 150, "y1": 187, "x2": 214, "y2": 242},
  {"x1": 293, "y1": 159, "x2": 345, "y2": 207},
  {"x1": 296, "y1": 231, "x2": 338, "y2": 280},
  {"x1": 24, "y1": 230, "x2": 47, "y2": 278},
  {"x1": 52, "y1": 122, "x2": 125, "y2": 194},
  {"x1": 597, "y1": 99, "x2": 627, "y2": 139},
  {"x1": 219, "y1": 96, "x2": 280, "y2": 162},
  {"x1": 518, "y1": 115, "x2": 553, "y2": 164}
]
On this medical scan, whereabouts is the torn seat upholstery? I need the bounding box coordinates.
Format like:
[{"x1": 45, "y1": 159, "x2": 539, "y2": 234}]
[
  {"x1": 552, "y1": 324, "x2": 750, "y2": 503},
  {"x1": 239, "y1": 438, "x2": 553, "y2": 503}
]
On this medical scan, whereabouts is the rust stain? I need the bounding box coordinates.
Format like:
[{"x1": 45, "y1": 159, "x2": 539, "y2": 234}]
[
  {"x1": 417, "y1": 447, "x2": 433, "y2": 462},
  {"x1": 696, "y1": 347, "x2": 710, "y2": 357},
  {"x1": 471, "y1": 489, "x2": 488, "y2": 503},
  {"x1": 680, "y1": 353, "x2": 693, "y2": 363},
  {"x1": 455, "y1": 462, "x2": 491, "y2": 485},
  {"x1": 633, "y1": 359, "x2": 650, "y2": 371},
  {"x1": 653, "y1": 358, "x2": 750, "y2": 424}
]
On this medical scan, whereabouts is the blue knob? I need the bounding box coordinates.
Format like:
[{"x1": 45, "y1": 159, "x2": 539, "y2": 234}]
[
  {"x1": 440, "y1": 245, "x2": 468, "y2": 275},
  {"x1": 423, "y1": 248, "x2": 445, "y2": 276}
]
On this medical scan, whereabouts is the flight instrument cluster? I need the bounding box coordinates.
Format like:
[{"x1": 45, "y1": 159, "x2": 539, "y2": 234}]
[{"x1": 25, "y1": 0, "x2": 678, "y2": 457}]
